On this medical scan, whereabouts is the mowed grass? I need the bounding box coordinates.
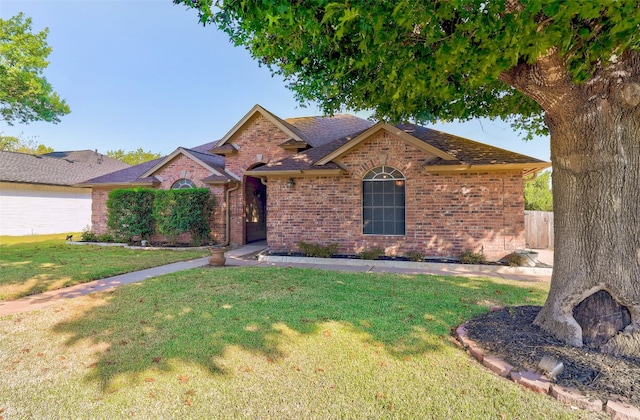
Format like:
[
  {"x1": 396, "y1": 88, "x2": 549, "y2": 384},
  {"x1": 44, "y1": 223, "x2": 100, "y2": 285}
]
[
  {"x1": 0, "y1": 235, "x2": 209, "y2": 300},
  {"x1": 0, "y1": 266, "x2": 595, "y2": 419}
]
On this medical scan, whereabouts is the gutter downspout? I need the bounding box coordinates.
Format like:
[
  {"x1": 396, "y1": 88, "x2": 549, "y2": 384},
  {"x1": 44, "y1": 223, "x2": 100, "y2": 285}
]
[{"x1": 221, "y1": 180, "x2": 240, "y2": 247}]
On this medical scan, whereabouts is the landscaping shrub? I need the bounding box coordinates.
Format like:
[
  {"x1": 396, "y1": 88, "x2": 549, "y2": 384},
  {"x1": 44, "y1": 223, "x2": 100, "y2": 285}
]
[
  {"x1": 359, "y1": 248, "x2": 384, "y2": 260},
  {"x1": 97, "y1": 233, "x2": 116, "y2": 243},
  {"x1": 506, "y1": 252, "x2": 528, "y2": 267},
  {"x1": 80, "y1": 226, "x2": 98, "y2": 242},
  {"x1": 107, "y1": 188, "x2": 155, "y2": 242},
  {"x1": 153, "y1": 188, "x2": 214, "y2": 245},
  {"x1": 459, "y1": 250, "x2": 487, "y2": 264},
  {"x1": 298, "y1": 242, "x2": 339, "y2": 258},
  {"x1": 404, "y1": 251, "x2": 424, "y2": 262}
]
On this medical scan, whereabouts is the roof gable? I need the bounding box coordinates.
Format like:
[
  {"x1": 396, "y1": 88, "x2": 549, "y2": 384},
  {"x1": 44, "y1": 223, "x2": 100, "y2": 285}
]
[
  {"x1": 140, "y1": 147, "x2": 225, "y2": 178},
  {"x1": 316, "y1": 123, "x2": 457, "y2": 165},
  {"x1": 215, "y1": 104, "x2": 307, "y2": 148}
]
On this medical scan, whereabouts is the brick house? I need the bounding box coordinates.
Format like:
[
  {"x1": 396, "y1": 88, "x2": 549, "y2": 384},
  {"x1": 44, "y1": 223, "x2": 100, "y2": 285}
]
[{"x1": 82, "y1": 104, "x2": 550, "y2": 260}]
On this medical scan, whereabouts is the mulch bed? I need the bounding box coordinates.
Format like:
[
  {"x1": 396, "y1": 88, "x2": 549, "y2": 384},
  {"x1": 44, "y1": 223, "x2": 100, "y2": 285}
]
[{"x1": 463, "y1": 305, "x2": 640, "y2": 407}]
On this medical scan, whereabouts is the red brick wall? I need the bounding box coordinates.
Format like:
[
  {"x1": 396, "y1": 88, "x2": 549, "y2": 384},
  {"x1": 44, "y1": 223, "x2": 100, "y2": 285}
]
[
  {"x1": 266, "y1": 132, "x2": 525, "y2": 261},
  {"x1": 91, "y1": 187, "x2": 117, "y2": 234}
]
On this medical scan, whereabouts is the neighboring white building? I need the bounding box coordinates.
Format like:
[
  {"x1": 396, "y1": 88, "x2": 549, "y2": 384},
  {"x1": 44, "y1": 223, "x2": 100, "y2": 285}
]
[{"x1": 0, "y1": 150, "x2": 129, "y2": 236}]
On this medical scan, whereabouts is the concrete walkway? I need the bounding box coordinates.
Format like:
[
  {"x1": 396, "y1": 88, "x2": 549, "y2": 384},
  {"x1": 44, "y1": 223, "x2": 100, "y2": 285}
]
[{"x1": 0, "y1": 243, "x2": 552, "y2": 317}]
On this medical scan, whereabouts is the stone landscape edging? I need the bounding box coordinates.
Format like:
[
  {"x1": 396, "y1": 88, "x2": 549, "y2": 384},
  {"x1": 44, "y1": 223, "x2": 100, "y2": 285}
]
[
  {"x1": 455, "y1": 322, "x2": 640, "y2": 419},
  {"x1": 258, "y1": 254, "x2": 553, "y2": 276}
]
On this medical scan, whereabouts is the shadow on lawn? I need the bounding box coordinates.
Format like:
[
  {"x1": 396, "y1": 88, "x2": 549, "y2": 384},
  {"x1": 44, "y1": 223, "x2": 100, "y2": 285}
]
[{"x1": 52, "y1": 266, "x2": 547, "y2": 389}]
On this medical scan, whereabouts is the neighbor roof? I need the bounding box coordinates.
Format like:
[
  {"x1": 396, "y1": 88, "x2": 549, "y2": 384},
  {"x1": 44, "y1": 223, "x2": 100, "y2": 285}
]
[
  {"x1": 0, "y1": 150, "x2": 130, "y2": 186},
  {"x1": 80, "y1": 158, "x2": 163, "y2": 186}
]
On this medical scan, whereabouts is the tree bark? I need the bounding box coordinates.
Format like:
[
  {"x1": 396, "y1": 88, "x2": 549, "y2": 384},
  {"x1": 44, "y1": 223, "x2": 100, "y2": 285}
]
[{"x1": 505, "y1": 51, "x2": 640, "y2": 347}]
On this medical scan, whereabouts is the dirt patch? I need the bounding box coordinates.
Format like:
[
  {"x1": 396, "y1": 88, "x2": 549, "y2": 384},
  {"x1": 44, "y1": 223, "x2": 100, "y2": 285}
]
[{"x1": 463, "y1": 306, "x2": 640, "y2": 407}]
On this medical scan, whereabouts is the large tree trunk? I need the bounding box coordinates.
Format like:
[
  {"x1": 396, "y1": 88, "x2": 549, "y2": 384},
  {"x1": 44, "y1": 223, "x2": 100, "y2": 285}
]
[{"x1": 503, "y1": 51, "x2": 640, "y2": 347}]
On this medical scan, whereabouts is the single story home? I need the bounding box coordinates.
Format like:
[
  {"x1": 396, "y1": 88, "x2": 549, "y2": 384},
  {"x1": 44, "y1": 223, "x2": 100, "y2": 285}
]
[
  {"x1": 82, "y1": 105, "x2": 550, "y2": 260},
  {"x1": 0, "y1": 150, "x2": 129, "y2": 235}
]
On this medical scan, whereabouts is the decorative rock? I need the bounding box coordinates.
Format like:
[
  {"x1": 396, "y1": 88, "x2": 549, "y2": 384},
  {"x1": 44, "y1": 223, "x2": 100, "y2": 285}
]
[
  {"x1": 467, "y1": 342, "x2": 485, "y2": 362},
  {"x1": 482, "y1": 355, "x2": 513, "y2": 377},
  {"x1": 511, "y1": 370, "x2": 551, "y2": 394},
  {"x1": 456, "y1": 324, "x2": 468, "y2": 339},
  {"x1": 551, "y1": 386, "x2": 603, "y2": 412},
  {"x1": 456, "y1": 325, "x2": 476, "y2": 349},
  {"x1": 606, "y1": 400, "x2": 640, "y2": 420}
]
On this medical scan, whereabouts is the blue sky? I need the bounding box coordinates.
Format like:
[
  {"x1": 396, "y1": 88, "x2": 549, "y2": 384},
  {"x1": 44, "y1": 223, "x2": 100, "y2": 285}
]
[{"x1": 1, "y1": 0, "x2": 550, "y2": 161}]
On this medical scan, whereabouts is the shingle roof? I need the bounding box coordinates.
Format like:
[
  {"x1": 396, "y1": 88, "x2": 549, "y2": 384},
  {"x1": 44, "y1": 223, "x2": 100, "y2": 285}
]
[
  {"x1": 396, "y1": 124, "x2": 548, "y2": 167},
  {"x1": 252, "y1": 127, "x2": 370, "y2": 173},
  {"x1": 285, "y1": 114, "x2": 374, "y2": 147},
  {"x1": 77, "y1": 107, "x2": 549, "y2": 185},
  {"x1": 182, "y1": 148, "x2": 225, "y2": 170},
  {"x1": 81, "y1": 158, "x2": 162, "y2": 185},
  {"x1": 190, "y1": 140, "x2": 220, "y2": 153},
  {"x1": 0, "y1": 150, "x2": 130, "y2": 186},
  {"x1": 250, "y1": 122, "x2": 548, "y2": 173}
]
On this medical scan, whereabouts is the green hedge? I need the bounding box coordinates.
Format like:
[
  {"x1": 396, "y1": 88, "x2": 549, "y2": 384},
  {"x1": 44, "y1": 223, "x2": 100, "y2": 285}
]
[
  {"x1": 107, "y1": 188, "x2": 155, "y2": 241},
  {"x1": 154, "y1": 188, "x2": 213, "y2": 245},
  {"x1": 106, "y1": 188, "x2": 214, "y2": 245}
]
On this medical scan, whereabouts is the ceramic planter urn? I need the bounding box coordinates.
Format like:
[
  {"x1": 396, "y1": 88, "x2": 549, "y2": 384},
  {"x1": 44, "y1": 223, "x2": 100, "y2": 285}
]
[{"x1": 209, "y1": 247, "x2": 226, "y2": 266}]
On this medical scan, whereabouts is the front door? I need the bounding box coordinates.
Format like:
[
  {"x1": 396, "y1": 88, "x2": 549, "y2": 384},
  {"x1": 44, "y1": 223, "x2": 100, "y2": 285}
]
[{"x1": 244, "y1": 176, "x2": 267, "y2": 243}]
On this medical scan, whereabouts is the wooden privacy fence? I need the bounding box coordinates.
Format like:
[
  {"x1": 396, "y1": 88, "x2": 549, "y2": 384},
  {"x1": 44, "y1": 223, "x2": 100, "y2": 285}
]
[{"x1": 524, "y1": 211, "x2": 554, "y2": 249}]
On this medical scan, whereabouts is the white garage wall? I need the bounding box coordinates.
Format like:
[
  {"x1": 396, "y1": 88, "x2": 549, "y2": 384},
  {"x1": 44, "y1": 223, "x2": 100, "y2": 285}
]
[{"x1": 0, "y1": 182, "x2": 92, "y2": 236}]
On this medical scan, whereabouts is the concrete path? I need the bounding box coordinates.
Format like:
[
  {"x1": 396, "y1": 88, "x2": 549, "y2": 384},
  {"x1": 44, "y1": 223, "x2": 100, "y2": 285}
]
[{"x1": 0, "y1": 242, "x2": 552, "y2": 317}]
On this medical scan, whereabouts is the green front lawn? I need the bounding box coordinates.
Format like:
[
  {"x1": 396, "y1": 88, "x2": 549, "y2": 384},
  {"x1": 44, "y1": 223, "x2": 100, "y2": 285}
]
[
  {"x1": 0, "y1": 235, "x2": 209, "y2": 300},
  {"x1": 0, "y1": 266, "x2": 590, "y2": 418}
]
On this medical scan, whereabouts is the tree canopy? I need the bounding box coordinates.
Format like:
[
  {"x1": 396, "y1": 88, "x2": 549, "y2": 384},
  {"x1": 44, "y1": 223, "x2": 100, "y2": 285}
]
[
  {"x1": 175, "y1": 1, "x2": 639, "y2": 135},
  {"x1": 0, "y1": 134, "x2": 53, "y2": 154},
  {"x1": 0, "y1": 13, "x2": 70, "y2": 125},
  {"x1": 106, "y1": 148, "x2": 162, "y2": 165},
  {"x1": 524, "y1": 170, "x2": 552, "y2": 212}
]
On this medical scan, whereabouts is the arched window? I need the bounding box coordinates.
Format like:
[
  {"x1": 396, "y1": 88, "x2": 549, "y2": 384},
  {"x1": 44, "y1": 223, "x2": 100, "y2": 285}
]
[
  {"x1": 362, "y1": 166, "x2": 405, "y2": 235},
  {"x1": 171, "y1": 178, "x2": 196, "y2": 189}
]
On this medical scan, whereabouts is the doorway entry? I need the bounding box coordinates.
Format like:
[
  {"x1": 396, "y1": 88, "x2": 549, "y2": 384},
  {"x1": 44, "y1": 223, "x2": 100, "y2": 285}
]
[{"x1": 244, "y1": 175, "x2": 267, "y2": 243}]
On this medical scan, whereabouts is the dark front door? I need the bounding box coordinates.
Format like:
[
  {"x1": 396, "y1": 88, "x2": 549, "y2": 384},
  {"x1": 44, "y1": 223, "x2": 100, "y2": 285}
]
[{"x1": 244, "y1": 176, "x2": 267, "y2": 243}]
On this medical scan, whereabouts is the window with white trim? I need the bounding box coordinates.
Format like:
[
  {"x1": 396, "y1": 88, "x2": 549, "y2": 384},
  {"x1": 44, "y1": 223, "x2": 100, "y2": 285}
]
[
  {"x1": 362, "y1": 166, "x2": 405, "y2": 235},
  {"x1": 171, "y1": 178, "x2": 196, "y2": 189}
]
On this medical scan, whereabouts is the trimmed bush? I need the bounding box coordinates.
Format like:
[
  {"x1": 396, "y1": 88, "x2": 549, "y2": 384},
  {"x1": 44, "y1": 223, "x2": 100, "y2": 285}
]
[
  {"x1": 80, "y1": 226, "x2": 98, "y2": 242},
  {"x1": 298, "y1": 242, "x2": 339, "y2": 258},
  {"x1": 359, "y1": 248, "x2": 384, "y2": 260},
  {"x1": 404, "y1": 251, "x2": 424, "y2": 262},
  {"x1": 107, "y1": 188, "x2": 155, "y2": 242},
  {"x1": 459, "y1": 250, "x2": 487, "y2": 265},
  {"x1": 505, "y1": 252, "x2": 528, "y2": 267},
  {"x1": 153, "y1": 188, "x2": 214, "y2": 245}
]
